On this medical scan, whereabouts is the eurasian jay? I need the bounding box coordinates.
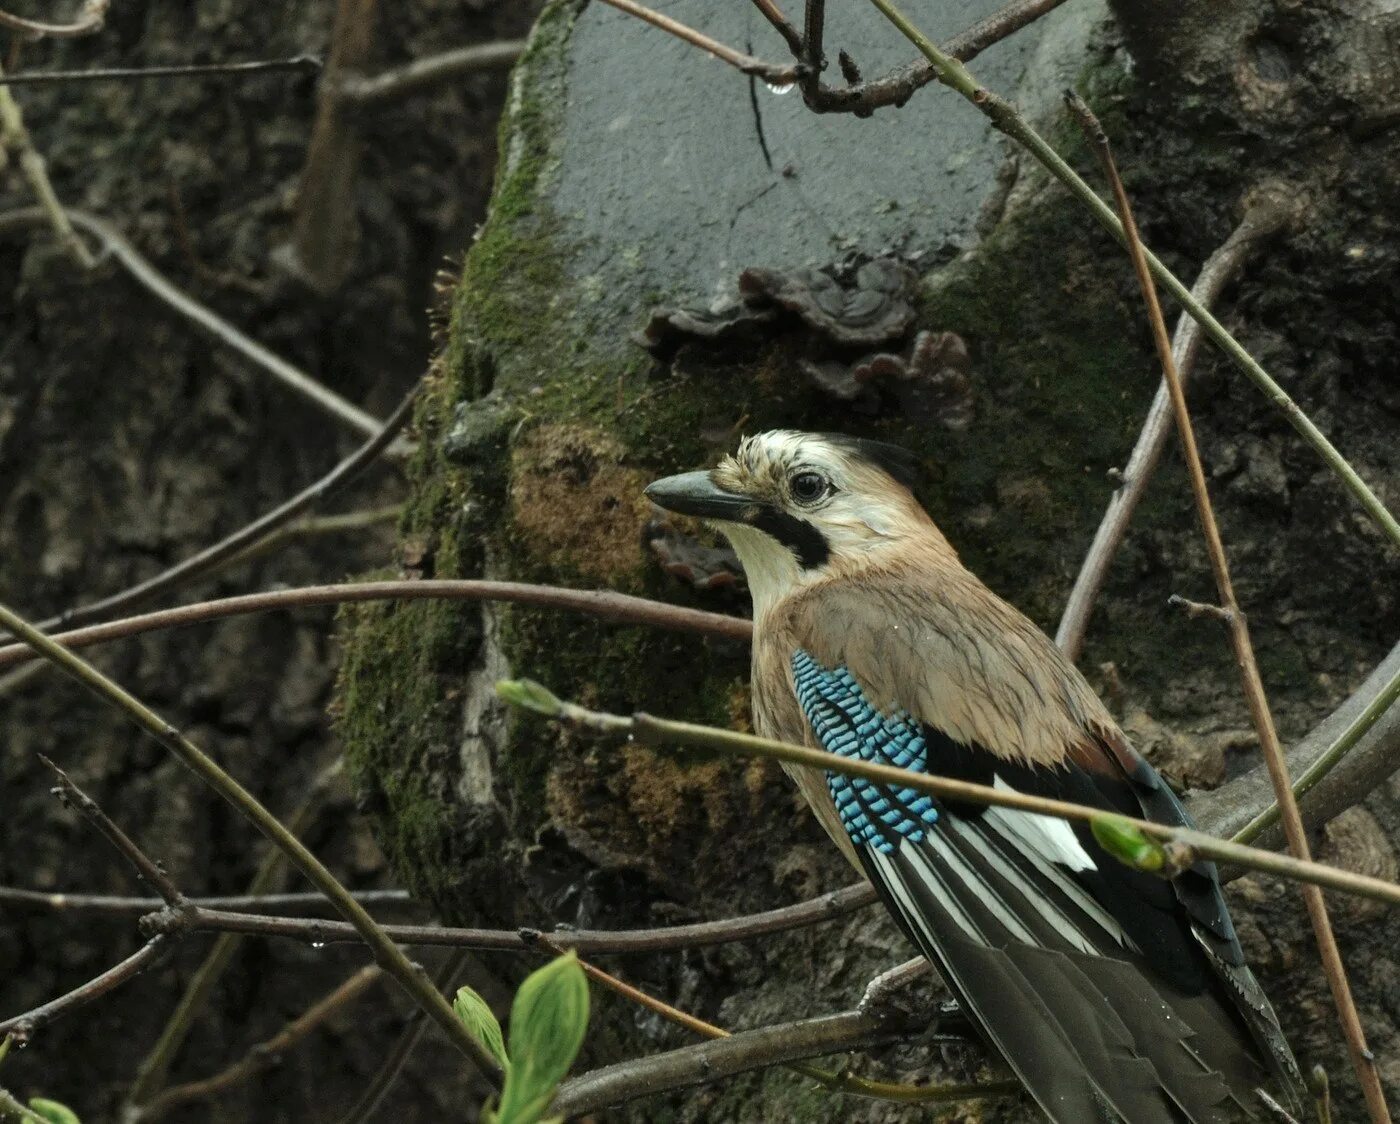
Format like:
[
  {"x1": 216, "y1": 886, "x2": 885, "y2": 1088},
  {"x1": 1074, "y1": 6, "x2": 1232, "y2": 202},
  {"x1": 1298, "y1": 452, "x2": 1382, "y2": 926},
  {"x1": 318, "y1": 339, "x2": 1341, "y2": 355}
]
[{"x1": 646, "y1": 430, "x2": 1304, "y2": 1123}]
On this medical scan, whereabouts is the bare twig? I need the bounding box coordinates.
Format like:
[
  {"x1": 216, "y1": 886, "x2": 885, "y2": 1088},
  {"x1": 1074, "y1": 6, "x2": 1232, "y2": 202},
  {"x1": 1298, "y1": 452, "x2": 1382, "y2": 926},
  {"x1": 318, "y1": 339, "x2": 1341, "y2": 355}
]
[
  {"x1": 0, "y1": 0, "x2": 107, "y2": 39},
  {"x1": 792, "y1": 0, "x2": 1071, "y2": 116},
  {"x1": 39, "y1": 756, "x2": 185, "y2": 907},
  {"x1": 0, "y1": 598, "x2": 502, "y2": 1083},
  {"x1": 285, "y1": 0, "x2": 378, "y2": 291},
  {"x1": 0, "y1": 207, "x2": 393, "y2": 440},
  {"x1": 338, "y1": 41, "x2": 525, "y2": 107},
  {"x1": 0, "y1": 55, "x2": 322, "y2": 85},
  {"x1": 0, "y1": 886, "x2": 414, "y2": 915},
  {"x1": 1235, "y1": 659, "x2": 1400, "y2": 847},
  {"x1": 337, "y1": 951, "x2": 468, "y2": 1124},
  {"x1": 1056, "y1": 199, "x2": 1293, "y2": 661},
  {"x1": 124, "y1": 762, "x2": 346, "y2": 1110},
  {"x1": 746, "y1": 0, "x2": 804, "y2": 58},
  {"x1": 150, "y1": 881, "x2": 875, "y2": 953},
  {"x1": 0, "y1": 62, "x2": 96, "y2": 267},
  {"x1": 504, "y1": 688, "x2": 1400, "y2": 909},
  {"x1": 550, "y1": 1008, "x2": 976, "y2": 1118},
  {"x1": 1166, "y1": 593, "x2": 1235, "y2": 624},
  {"x1": 132, "y1": 966, "x2": 385, "y2": 1122},
  {"x1": 529, "y1": 935, "x2": 999, "y2": 1108},
  {"x1": 1064, "y1": 91, "x2": 1390, "y2": 1123},
  {"x1": 0, "y1": 937, "x2": 171, "y2": 1041},
  {"x1": 31, "y1": 382, "x2": 418, "y2": 637},
  {"x1": 0, "y1": 580, "x2": 751, "y2": 672},
  {"x1": 597, "y1": 0, "x2": 800, "y2": 85}
]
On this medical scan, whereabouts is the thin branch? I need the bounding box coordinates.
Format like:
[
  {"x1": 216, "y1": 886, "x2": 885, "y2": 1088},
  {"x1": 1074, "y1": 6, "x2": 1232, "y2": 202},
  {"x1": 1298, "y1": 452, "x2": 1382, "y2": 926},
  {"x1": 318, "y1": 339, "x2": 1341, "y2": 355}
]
[
  {"x1": 0, "y1": 938, "x2": 171, "y2": 1041},
  {"x1": 39, "y1": 756, "x2": 185, "y2": 906},
  {"x1": 746, "y1": 0, "x2": 804, "y2": 58},
  {"x1": 337, "y1": 41, "x2": 525, "y2": 107},
  {"x1": 285, "y1": 0, "x2": 377, "y2": 292},
  {"x1": 0, "y1": 0, "x2": 107, "y2": 39},
  {"x1": 150, "y1": 881, "x2": 876, "y2": 953},
  {"x1": 0, "y1": 55, "x2": 322, "y2": 85},
  {"x1": 131, "y1": 966, "x2": 384, "y2": 1122},
  {"x1": 596, "y1": 0, "x2": 801, "y2": 85},
  {"x1": 28, "y1": 381, "x2": 418, "y2": 639},
  {"x1": 529, "y1": 935, "x2": 1000, "y2": 1108},
  {"x1": 1235, "y1": 659, "x2": 1400, "y2": 846},
  {"x1": 0, "y1": 580, "x2": 751, "y2": 672},
  {"x1": 0, "y1": 207, "x2": 394, "y2": 441},
  {"x1": 0, "y1": 61, "x2": 96, "y2": 267},
  {"x1": 551, "y1": 1009, "x2": 971, "y2": 1118},
  {"x1": 0, "y1": 598, "x2": 502, "y2": 1083},
  {"x1": 500, "y1": 686, "x2": 1400, "y2": 909},
  {"x1": 125, "y1": 761, "x2": 346, "y2": 1110},
  {"x1": 0, "y1": 886, "x2": 414, "y2": 915},
  {"x1": 1064, "y1": 91, "x2": 1389, "y2": 1123},
  {"x1": 794, "y1": 0, "x2": 1071, "y2": 116},
  {"x1": 862, "y1": 0, "x2": 1400, "y2": 550},
  {"x1": 337, "y1": 951, "x2": 468, "y2": 1124},
  {"x1": 1056, "y1": 198, "x2": 1293, "y2": 661}
]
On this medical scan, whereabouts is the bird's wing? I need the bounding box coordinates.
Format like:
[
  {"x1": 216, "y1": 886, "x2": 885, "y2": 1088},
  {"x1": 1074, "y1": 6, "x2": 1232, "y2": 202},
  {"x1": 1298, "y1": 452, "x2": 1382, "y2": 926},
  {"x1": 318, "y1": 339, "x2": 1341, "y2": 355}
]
[{"x1": 789, "y1": 646, "x2": 1290, "y2": 1124}]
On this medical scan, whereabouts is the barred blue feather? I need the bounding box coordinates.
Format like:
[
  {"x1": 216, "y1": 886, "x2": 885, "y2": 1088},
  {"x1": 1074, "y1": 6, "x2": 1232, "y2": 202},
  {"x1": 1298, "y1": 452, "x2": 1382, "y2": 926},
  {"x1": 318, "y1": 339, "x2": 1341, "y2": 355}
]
[{"x1": 790, "y1": 649, "x2": 939, "y2": 853}]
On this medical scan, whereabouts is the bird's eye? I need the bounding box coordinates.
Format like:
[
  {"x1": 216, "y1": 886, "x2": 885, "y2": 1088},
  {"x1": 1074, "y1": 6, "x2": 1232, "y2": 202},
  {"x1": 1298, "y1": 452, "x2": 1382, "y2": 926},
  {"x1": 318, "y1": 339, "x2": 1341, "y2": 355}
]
[{"x1": 790, "y1": 471, "x2": 829, "y2": 504}]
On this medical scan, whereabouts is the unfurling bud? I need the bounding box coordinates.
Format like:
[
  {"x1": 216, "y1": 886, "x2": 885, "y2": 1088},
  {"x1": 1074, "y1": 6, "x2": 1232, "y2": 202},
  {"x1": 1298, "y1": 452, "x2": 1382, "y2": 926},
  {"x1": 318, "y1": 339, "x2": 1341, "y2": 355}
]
[
  {"x1": 1091, "y1": 815, "x2": 1166, "y2": 874},
  {"x1": 454, "y1": 984, "x2": 510, "y2": 1072},
  {"x1": 495, "y1": 678, "x2": 564, "y2": 717},
  {"x1": 493, "y1": 952, "x2": 590, "y2": 1124}
]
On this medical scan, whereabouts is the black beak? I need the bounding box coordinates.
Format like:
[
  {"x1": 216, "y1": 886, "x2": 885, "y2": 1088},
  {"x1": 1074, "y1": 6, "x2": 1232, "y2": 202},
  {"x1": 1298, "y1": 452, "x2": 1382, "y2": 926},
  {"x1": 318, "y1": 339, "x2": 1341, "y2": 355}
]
[{"x1": 645, "y1": 471, "x2": 753, "y2": 521}]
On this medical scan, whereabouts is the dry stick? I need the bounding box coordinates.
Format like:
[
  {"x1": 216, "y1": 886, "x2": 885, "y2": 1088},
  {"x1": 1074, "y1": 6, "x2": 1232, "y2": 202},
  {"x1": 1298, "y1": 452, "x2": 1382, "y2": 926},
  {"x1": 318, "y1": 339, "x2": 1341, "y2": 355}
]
[
  {"x1": 864, "y1": 0, "x2": 1400, "y2": 552},
  {"x1": 596, "y1": 0, "x2": 801, "y2": 85},
  {"x1": 0, "y1": 62, "x2": 96, "y2": 267},
  {"x1": 506, "y1": 691, "x2": 1400, "y2": 909},
  {"x1": 0, "y1": 207, "x2": 391, "y2": 440},
  {"x1": 0, "y1": 938, "x2": 171, "y2": 1041},
  {"x1": 0, "y1": 600, "x2": 502, "y2": 1084},
  {"x1": 0, "y1": 56, "x2": 322, "y2": 85},
  {"x1": 0, "y1": 580, "x2": 751, "y2": 672},
  {"x1": 1237, "y1": 662, "x2": 1400, "y2": 846},
  {"x1": 752, "y1": 0, "x2": 1072, "y2": 115},
  {"x1": 338, "y1": 40, "x2": 526, "y2": 107},
  {"x1": 39, "y1": 382, "x2": 418, "y2": 635},
  {"x1": 40, "y1": 756, "x2": 186, "y2": 906},
  {"x1": 125, "y1": 761, "x2": 347, "y2": 1110},
  {"x1": 552, "y1": 1009, "x2": 967, "y2": 1118},
  {"x1": 0, "y1": 886, "x2": 414, "y2": 916},
  {"x1": 1064, "y1": 93, "x2": 1390, "y2": 1123},
  {"x1": 286, "y1": 0, "x2": 377, "y2": 292},
  {"x1": 4, "y1": 575, "x2": 1395, "y2": 840},
  {"x1": 0, "y1": 0, "x2": 107, "y2": 39},
  {"x1": 529, "y1": 934, "x2": 1007, "y2": 1108},
  {"x1": 132, "y1": 965, "x2": 385, "y2": 1122},
  {"x1": 1056, "y1": 199, "x2": 1293, "y2": 661},
  {"x1": 151, "y1": 881, "x2": 876, "y2": 953},
  {"x1": 337, "y1": 950, "x2": 469, "y2": 1124}
]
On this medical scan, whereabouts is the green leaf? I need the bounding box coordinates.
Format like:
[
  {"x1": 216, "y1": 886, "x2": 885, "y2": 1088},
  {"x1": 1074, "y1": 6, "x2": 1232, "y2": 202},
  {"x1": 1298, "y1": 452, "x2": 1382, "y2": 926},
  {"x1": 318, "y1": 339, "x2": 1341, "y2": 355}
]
[
  {"x1": 27, "y1": 1099, "x2": 81, "y2": 1124},
  {"x1": 1091, "y1": 815, "x2": 1166, "y2": 873},
  {"x1": 453, "y1": 985, "x2": 510, "y2": 1071},
  {"x1": 495, "y1": 679, "x2": 564, "y2": 718},
  {"x1": 494, "y1": 952, "x2": 590, "y2": 1124}
]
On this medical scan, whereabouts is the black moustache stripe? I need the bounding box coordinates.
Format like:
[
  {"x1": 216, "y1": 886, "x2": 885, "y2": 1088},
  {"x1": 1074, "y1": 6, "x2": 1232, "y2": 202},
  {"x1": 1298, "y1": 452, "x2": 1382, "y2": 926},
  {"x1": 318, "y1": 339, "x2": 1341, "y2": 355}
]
[{"x1": 745, "y1": 504, "x2": 830, "y2": 570}]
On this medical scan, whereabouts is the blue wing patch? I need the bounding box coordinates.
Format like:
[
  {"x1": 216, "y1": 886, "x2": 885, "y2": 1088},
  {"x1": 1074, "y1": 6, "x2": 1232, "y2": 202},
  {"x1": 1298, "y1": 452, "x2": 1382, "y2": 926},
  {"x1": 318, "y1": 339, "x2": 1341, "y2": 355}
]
[{"x1": 791, "y1": 649, "x2": 939, "y2": 853}]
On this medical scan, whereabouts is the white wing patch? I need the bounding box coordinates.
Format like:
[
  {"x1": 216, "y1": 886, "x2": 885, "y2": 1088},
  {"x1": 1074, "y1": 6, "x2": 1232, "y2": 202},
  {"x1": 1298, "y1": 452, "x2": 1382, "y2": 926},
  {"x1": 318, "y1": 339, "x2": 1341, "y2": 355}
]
[{"x1": 986, "y1": 776, "x2": 1098, "y2": 872}]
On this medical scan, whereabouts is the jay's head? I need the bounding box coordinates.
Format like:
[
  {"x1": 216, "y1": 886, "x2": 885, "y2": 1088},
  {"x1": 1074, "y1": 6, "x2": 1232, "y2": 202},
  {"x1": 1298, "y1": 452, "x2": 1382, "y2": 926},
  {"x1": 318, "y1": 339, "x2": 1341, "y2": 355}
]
[{"x1": 646, "y1": 430, "x2": 945, "y2": 607}]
